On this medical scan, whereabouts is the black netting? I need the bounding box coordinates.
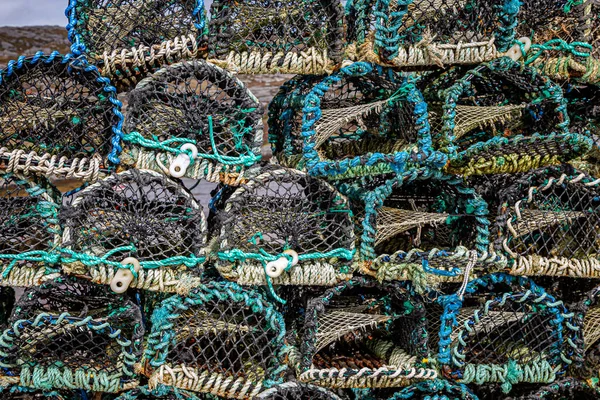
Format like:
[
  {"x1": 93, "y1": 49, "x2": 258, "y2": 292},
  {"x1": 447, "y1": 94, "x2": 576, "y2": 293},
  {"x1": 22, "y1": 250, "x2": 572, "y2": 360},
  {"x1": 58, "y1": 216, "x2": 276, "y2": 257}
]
[
  {"x1": 215, "y1": 166, "x2": 355, "y2": 286},
  {"x1": 0, "y1": 54, "x2": 121, "y2": 178},
  {"x1": 1, "y1": 276, "x2": 144, "y2": 392},
  {"x1": 113, "y1": 386, "x2": 214, "y2": 399},
  {"x1": 143, "y1": 282, "x2": 286, "y2": 398},
  {"x1": 0, "y1": 387, "x2": 84, "y2": 400},
  {"x1": 0, "y1": 172, "x2": 61, "y2": 286},
  {"x1": 70, "y1": 0, "x2": 204, "y2": 57},
  {"x1": 61, "y1": 169, "x2": 207, "y2": 291},
  {"x1": 494, "y1": 166, "x2": 600, "y2": 273},
  {"x1": 253, "y1": 382, "x2": 342, "y2": 400},
  {"x1": 208, "y1": 0, "x2": 344, "y2": 74},
  {"x1": 300, "y1": 278, "x2": 432, "y2": 388},
  {"x1": 123, "y1": 60, "x2": 263, "y2": 184},
  {"x1": 505, "y1": 378, "x2": 600, "y2": 399}
]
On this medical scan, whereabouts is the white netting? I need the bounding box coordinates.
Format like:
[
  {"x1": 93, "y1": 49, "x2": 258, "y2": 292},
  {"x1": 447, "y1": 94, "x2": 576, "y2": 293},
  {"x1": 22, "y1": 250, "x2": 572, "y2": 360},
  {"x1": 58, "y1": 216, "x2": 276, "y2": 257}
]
[
  {"x1": 315, "y1": 310, "x2": 392, "y2": 352},
  {"x1": 375, "y1": 206, "x2": 449, "y2": 246},
  {"x1": 584, "y1": 306, "x2": 600, "y2": 352}
]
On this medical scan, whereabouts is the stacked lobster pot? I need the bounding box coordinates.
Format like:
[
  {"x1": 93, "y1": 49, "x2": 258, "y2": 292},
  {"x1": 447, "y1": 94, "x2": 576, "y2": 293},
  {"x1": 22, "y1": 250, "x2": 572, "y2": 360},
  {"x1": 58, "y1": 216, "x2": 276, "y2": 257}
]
[{"x1": 0, "y1": 0, "x2": 600, "y2": 399}]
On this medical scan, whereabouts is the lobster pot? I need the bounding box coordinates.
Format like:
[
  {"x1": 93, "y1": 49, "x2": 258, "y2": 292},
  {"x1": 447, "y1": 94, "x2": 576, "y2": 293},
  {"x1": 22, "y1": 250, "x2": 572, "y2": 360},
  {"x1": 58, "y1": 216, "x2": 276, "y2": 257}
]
[
  {"x1": 67, "y1": 0, "x2": 207, "y2": 87},
  {"x1": 0, "y1": 387, "x2": 85, "y2": 400},
  {"x1": 0, "y1": 172, "x2": 61, "y2": 287},
  {"x1": 299, "y1": 278, "x2": 437, "y2": 389},
  {"x1": 494, "y1": 165, "x2": 600, "y2": 278},
  {"x1": 268, "y1": 75, "x2": 325, "y2": 169},
  {"x1": 0, "y1": 53, "x2": 123, "y2": 181},
  {"x1": 207, "y1": 0, "x2": 344, "y2": 74},
  {"x1": 215, "y1": 167, "x2": 356, "y2": 287},
  {"x1": 438, "y1": 274, "x2": 577, "y2": 392},
  {"x1": 253, "y1": 382, "x2": 342, "y2": 400},
  {"x1": 359, "y1": 169, "x2": 500, "y2": 286},
  {"x1": 114, "y1": 386, "x2": 207, "y2": 399},
  {"x1": 432, "y1": 58, "x2": 591, "y2": 176},
  {"x1": 569, "y1": 285, "x2": 600, "y2": 378},
  {"x1": 519, "y1": 0, "x2": 600, "y2": 85},
  {"x1": 122, "y1": 60, "x2": 263, "y2": 185},
  {"x1": 383, "y1": 380, "x2": 478, "y2": 400},
  {"x1": 0, "y1": 277, "x2": 144, "y2": 393},
  {"x1": 142, "y1": 282, "x2": 287, "y2": 399},
  {"x1": 345, "y1": 0, "x2": 519, "y2": 68},
  {"x1": 302, "y1": 62, "x2": 444, "y2": 181},
  {"x1": 61, "y1": 169, "x2": 207, "y2": 293},
  {"x1": 505, "y1": 378, "x2": 599, "y2": 399}
]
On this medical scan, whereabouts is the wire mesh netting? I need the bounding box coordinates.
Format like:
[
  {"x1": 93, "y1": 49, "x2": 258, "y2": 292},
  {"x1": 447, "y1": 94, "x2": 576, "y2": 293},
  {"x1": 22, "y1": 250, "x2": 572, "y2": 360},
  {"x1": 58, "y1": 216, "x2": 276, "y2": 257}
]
[
  {"x1": 0, "y1": 172, "x2": 62, "y2": 287},
  {"x1": 60, "y1": 169, "x2": 207, "y2": 293},
  {"x1": 215, "y1": 166, "x2": 356, "y2": 287},
  {"x1": 122, "y1": 60, "x2": 263, "y2": 185},
  {"x1": 0, "y1": 387, "x2": 85, "y2": 400},
  {"x1": 430, "y1": 57, "x2": 591, "y2": 175},
  {"x1": 345, "y1": 0, "x2": 518, "y2": 68},
  {"x1": 142, "y1": 281, "x2": 287, "y2": 399},
  {"x1": 302, "y1": 62, "x2": 442, "y2": 180},
  {"x1": 253, "y1": 382, "x2": 343, "y2": 400},
  {"x1": 207, "y1": 0, "x2": 345, "y2": 74},
  {"x1": 441, "y1": 274, "x2": 577, "y2": 392},
  {"x1": 359, "y1": 168, "x2": 500, "y2": 285},
  {"x1": 299, "y1": 277, "x2": 437, "y2": 389},
  {"x1": 67, "y1": 0, "x2": 207, "y2": 87},
  {"x1": 0, "y1": 52, "x2": 123, "y2": 181},
  {"x1": 494, "y1": 165, "x2": 600, "y2": 278},
  {"x1": 0, "y1": 276, "x2": 144, "y2": 392},
  {"x1": 384, "y1": 379, "x2": 478, "y2": 400}
]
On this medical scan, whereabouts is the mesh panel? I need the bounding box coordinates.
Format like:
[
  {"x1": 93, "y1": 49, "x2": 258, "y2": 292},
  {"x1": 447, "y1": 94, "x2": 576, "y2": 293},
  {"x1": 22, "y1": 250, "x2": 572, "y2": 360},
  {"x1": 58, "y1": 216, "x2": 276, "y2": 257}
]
[
  {"x1": 303, "y1": 62, "x2": 433, "y2": 180},
  {"x1": 495, "y1": 166, "x2": 600, "y2": 277},
  {"x1": 445, "y1": 274, "x2": 576, "y2": 389},
  {"x1": 143, "y1": 282, "x2": 286, "y2": 399},
  {"x1": 114, "y1": 386, "x2": 207, "y2": 399},
  {"x1": 345, "y1": 0, "x2": 514, "y2": 67},
  {"x1": 123, "y1": 60, "x2": 263, "y2": 185},
  {"x1": 436, "y1": 58, "x2": 589, "y2": 176},
  {"x1": 61, "y1": 169, "x2": 207, "y2": 293},
  {"x1": 507, "y1": 378, "x2": 600, "y2": 399},
  {"x1": 360, "y1": 170, "x2": 489, "y2": 275},
  {"x1": 216, "y1": 167, "x2": 355, "y2": 286},
  {"x1": 300, "y1": 278, "x2": 435, "y2": 388},
  {"x1": 253, "y1": 382, "x2": 342, "y2": 400},
  {"x1": 0, "y1": 172, "x2": 61, "y2": 287},
  {"x1": 0, "y1": 388, "x2": 77, "y2": 400},
  {"x1": 208, "y1": 0, "x2": 344, "y2": 74},
  {"x1": 0, "y1": 53, "x2": 122, "y2": 181},
  {"x1": 1, "y1": 276, "x2": 144, "y2": 392},
  {"x1": 68, "y1": 0, "x2": 206, "y2": 86},
  {"x1": 386, "y1": 379, "x2": 477, "y2": 400}
]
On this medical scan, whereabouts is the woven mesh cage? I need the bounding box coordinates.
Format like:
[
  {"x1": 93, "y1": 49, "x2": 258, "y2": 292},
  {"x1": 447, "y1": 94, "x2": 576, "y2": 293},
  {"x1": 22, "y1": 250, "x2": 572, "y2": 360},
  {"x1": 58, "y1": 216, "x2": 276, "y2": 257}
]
[
  {"x1": 268, "y1": 75, "x2": 325, "y2": 170},
  {"x1": 0, "y1": 287, "x2": 15, "y2": 329},
  {"x1": 207, "y1": 0, "x2": 344, "y2": 74},
  {"x1": 437, "y1": 273, "x2": 577, "y2": 392},
  {"x1": 568, "y1": 285, "x2": 600, "y2": 378},
  {"x1": 384, "y1": 379, "x2": 478, "y2": 400},
  {"x1": 357, "y1": 168, "x2": 503, "y2": 289},
  {"x1": 215, "y1": 166, "x2": 356, "y2": 289},
  {"x1": 253, "y1": 382, "x2": 343, "y2": 400},
  {"x1": 430, "y1": 57, "x2": 592, "y2": 176},
  {"x1": 0, "y1": 276, "x2": 144, "y2": 392},
  {"x1": 113, "y1": 385, "x2": 208, "y2": 399},
  {"x1": 518, "y1": 0, "x2": 600, "y2": 85},
  {"x1": 66, "y1": 0, "x2": 207, "y2": 87},
  {"x1": 299, "y1": 277, "x2": 437, "y2": 389},
  {"x1": 0, "y1": 52, "x2": 123, "y2": 181},
  {"x1": 0, "y1": 172, "x2": 62, "y2": 287},
  {"x1": 122, "y1": 60, "x2": 263, "y2": 185},
  {"x1": 344, "y1": 0, "x2": 519, "y2": 68},
  {"x1": 142, "y1": 281, "x2": 287, "y2": 399},
  {"x1": 493, "y1": 165, "x2": 600, "y2": 278},
  {"x1": 302, "y1": 62, "x2": 445, "y2": 181},
  {"x1": 505, "y1": 378, "x2": 600, "y2": 399},
  {"x1": 60, "y1": 169, "x2": 207, "y2": 293}
]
